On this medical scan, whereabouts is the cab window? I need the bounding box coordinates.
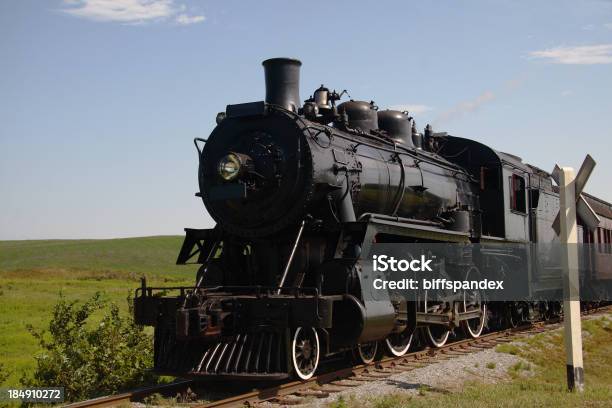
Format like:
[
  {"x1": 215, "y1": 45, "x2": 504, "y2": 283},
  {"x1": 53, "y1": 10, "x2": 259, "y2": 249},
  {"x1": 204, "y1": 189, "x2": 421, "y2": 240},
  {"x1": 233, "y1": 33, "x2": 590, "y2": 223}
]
[{"x1": 509, "y1": 174, "x2": 526, "y2": 213}]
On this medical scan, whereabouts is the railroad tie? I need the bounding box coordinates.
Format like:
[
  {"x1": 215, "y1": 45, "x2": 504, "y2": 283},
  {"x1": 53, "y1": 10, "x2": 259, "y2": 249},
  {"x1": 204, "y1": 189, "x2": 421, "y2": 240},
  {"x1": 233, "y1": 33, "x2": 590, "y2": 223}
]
[
  {"x1": 399, "y1": 363, "x2": 426, "y2": 371},
  {"x1": 319, "y1": 385, "x2": 348, "y2": 393},
  {"x1": 429, "y1": 355, "x2": 451, "y2": 361},
  {"x1": 414, "y1": 358, "x2": 437, "y2": 364},
  {"x1": 330, "y1": 380, "x2": 361, "y2": 387},
  {"x1": 470, "y1": 343, "x2": 494, "y2": 349},
  {"x1": 360, "y1": 371, "x2": 391, "y2": 379},
  {"x1": 346, "y1": 376, "x2": 373, "y2": 382},
  {"x1": 270, "y1": 395, "x2": 304, "y2": 405},
  {"x1": 457, "y1": 346, "x2": 482, "y2": 352},
  {"x1": 381, "y1": 368, "x2": 404, "y2": 374},
  {"x1": 295, "y1": 389, "x2": 329, "y2": 398},
  {"x1": 442, "y1": 350, "x2": 469, "y2": 356},
  {"x1": 398, "y1": 361, "x2": 426, "y2": 368}
]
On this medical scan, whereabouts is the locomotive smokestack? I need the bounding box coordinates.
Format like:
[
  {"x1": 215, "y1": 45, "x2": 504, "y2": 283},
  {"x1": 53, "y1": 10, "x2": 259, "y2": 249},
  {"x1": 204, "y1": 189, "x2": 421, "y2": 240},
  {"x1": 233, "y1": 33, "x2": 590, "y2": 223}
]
[{"x1": 262, "y1": 58, "x2": 302, "y2": 112}]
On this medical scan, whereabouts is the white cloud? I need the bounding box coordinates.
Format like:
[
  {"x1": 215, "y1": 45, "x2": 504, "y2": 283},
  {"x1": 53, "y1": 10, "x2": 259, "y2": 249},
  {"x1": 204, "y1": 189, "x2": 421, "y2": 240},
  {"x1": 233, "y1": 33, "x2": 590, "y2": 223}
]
[
  {"x1": 605, "y1": 23, "x2": 612, "y2": 30},
  {"x1": 561, "y1": 90, "x2": 573, "y2": 97},
  {"x1": 529, "y1": 44, "x2": 612, "y2": 65},
  {"x1": 433, "y1": 91, "x2": 495, "y2": 125},
  {"x1": 387, "y1": 104, "x2": 432, "y2": 115},
  {"x1": 175, "y1": 13, "x2": 205, "y2": 25},
  {"x1": 62, "y1": 0, "x2": 205, "y2": 25}
]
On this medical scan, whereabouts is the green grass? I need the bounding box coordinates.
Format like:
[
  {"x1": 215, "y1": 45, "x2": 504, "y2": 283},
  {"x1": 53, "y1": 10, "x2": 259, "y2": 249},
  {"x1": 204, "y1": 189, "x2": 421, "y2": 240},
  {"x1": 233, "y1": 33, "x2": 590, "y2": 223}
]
[
  {"x1": 0, "y1": 236, "x2": 198, "y2": 387},
  {"x1": 341, "y1": 314, "x2": 612, "y2": 408},
  {"x1": 0, "y1": 236, "x2": 196, "y2": 278}
]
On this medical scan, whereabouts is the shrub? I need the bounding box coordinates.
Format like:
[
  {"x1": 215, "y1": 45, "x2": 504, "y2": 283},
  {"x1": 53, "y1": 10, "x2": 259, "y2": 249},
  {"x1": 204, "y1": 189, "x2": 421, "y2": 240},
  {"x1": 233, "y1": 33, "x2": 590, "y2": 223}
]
[
  {"x1": 21, "y1": 292, "x2": 156, "y2": 401},
  {"x1": 0, "y1": 362, "x2": 9, "y2": 385}
]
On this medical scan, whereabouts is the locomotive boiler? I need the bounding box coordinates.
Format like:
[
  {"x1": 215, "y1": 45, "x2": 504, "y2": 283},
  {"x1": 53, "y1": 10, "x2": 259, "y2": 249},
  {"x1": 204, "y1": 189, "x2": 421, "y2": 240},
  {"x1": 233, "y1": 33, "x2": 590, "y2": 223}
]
[
  {"x1": 133, "y1": 57, "x2": 610, "y2": 381},
  {"x1": 200, "y1": 58, "x2": 476, "y2": 239}
]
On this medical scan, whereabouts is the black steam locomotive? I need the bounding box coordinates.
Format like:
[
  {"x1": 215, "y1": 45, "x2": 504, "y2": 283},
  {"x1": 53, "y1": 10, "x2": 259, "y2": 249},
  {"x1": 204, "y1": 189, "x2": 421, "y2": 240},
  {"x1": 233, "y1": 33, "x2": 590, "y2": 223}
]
[{"x1": 134, "y1": 58, "x2": 612, "y2": 380}]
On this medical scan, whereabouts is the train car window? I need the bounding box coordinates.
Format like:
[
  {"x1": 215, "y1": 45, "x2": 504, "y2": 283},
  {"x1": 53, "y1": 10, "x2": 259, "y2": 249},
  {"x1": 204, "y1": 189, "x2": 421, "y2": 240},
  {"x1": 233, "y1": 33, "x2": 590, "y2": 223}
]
[
  {"x1": 509, "y1": 174, "x2": 526, "y2": 213},
  {"x1": 597, "y1": 227, "x2": 602, "y2": 243},
  {"x1": 529, "y1": 189, "x2": 540, "y2": 209}
]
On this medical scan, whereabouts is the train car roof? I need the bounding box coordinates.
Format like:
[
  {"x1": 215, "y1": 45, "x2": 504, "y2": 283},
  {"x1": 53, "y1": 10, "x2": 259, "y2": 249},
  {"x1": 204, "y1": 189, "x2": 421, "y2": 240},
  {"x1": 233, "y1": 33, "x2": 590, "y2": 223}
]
[
  {"x1": 496, "y1": 151, "x2": 532, "y2": 172},
  {"x1": 518, "y1": 158, "x2": 612, "y2": 221},
  {"x1": 583, "y1": 192, "x2": 612, "y2": 220}
]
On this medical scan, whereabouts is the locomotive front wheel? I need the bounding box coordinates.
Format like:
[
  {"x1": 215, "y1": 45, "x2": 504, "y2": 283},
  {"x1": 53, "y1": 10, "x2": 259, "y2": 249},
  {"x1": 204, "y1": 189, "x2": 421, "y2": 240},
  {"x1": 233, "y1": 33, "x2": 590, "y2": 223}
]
[
  {"x1": 384, "y1": 331, "x2": 413, "y2": 357},
  {"x1": 354, "y1": 341, "x2": 379, "y2": 364},
  {"x1": 424, "y1": 326, "x2": 450, "y2": 348},
  {"x1": 291, "y1": 327, "x2": 320, "y2": 380}
]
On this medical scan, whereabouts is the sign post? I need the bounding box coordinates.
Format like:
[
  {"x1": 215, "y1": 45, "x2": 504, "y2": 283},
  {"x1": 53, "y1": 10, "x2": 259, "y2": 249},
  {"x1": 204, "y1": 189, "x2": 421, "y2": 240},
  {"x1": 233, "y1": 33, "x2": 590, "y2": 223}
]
[
  {"x1": 551, "y1": 155, "x2": 598, "y2": 392},
  {"x1": 558, "y1": 166, "x2": 584, "y2": 392}
]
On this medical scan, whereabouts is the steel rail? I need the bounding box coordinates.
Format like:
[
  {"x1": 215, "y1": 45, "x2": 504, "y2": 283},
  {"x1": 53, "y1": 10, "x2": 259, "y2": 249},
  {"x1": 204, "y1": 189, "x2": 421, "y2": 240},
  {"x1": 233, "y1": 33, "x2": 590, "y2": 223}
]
[
  {"x1": 197, "y1": 304, "x2": 612, "y2": 408},
  {"x1": 62, "y1": 379, "x2": 193, "y2": 408},
  {"x1": 195, "y1": 324, "x2": 541, "y2": 407}
]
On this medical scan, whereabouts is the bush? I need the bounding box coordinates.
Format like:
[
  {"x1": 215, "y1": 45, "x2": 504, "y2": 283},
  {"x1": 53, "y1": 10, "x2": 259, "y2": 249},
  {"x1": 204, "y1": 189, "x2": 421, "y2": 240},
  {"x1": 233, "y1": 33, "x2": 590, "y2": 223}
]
[
  {"x1": 0, "y1": 362, "x2": 9, "y2": 385},
  {"x1": 21, "y1": 292, "x2": 156, "y2": 401}
]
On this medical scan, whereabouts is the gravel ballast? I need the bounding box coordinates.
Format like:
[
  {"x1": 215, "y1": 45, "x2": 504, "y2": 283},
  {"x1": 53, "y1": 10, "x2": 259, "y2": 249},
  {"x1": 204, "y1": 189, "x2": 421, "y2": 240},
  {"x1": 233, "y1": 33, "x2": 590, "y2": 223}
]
[{"x1": 303, "y1": 346, "x2": 528, "y2": 407}]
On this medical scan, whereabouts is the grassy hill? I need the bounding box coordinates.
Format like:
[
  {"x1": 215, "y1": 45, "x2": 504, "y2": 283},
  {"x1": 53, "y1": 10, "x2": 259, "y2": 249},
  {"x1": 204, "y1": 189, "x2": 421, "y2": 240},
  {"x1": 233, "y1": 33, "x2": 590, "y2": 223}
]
[
  {"x1": 0, "y1": 236, "x2": 197, "y2": 278},
  {"x1": 0, "y1": 236, "x2": 199, "y2": 387}
]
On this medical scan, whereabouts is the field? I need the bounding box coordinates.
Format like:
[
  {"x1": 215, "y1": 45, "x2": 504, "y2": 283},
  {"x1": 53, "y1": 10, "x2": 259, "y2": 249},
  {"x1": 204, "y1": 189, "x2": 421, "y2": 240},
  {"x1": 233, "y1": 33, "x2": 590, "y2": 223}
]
[
  {"x1": 0, "y1": 237, "x2": 198, "y2": 387},
  {"x1": 2, "y1": 238, "x2": 611, "y2": 407}
]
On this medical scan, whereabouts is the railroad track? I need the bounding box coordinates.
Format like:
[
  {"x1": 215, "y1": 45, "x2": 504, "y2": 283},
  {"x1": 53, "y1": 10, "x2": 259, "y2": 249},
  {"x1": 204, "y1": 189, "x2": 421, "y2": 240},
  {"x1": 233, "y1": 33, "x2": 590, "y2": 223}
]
[
  {"x1": 198, "y1": 323, "x2": 547, "y2": 408},
  {"x1": 63, "y1": 380, "x2": 194, "y2": 408},
  {"x1": 66, "y1": 304, "x2": 612, "y2": 408}
]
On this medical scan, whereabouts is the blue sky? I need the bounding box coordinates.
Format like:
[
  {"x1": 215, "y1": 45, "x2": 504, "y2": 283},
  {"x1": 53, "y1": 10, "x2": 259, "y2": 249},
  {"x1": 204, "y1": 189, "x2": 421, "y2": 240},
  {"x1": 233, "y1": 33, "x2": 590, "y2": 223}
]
[{"x1": 1, "y1": 0, "x2": 611, "y2": 239}]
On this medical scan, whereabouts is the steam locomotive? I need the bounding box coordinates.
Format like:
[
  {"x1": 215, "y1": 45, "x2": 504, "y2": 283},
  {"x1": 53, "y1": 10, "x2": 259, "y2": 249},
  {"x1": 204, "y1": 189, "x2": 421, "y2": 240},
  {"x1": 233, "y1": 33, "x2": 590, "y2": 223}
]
[{"x1": 134, "y1": 58, "x2": 612, "y2": 381}]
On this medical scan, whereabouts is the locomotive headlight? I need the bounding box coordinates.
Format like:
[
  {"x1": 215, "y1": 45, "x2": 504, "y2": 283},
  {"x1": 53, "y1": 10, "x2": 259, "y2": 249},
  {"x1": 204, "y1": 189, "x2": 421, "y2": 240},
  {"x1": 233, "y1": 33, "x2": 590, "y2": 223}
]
[{"x1": 217, "y1": 153, "x2": 242, "y2": 181}]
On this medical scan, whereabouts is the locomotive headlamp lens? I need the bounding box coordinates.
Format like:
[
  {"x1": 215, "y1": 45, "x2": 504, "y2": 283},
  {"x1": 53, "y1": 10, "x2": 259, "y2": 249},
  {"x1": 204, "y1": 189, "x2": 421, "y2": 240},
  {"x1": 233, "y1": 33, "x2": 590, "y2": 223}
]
[{"x1": 218, "y1": 153, "x2": 241, "y2": 181}]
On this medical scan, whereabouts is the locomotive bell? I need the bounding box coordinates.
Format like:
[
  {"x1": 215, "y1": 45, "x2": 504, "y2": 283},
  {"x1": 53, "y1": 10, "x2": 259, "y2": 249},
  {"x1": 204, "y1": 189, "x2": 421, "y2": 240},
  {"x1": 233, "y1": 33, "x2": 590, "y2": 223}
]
[
  {"x1": 313, "y1": 85, "x2": 331, "y2": 110},
  {"x1": 262, "y1": 58, "x2": 302, "y2": 112},
  {"x1": 377, "y1": 110, "x2": 414, "y2": 147}
]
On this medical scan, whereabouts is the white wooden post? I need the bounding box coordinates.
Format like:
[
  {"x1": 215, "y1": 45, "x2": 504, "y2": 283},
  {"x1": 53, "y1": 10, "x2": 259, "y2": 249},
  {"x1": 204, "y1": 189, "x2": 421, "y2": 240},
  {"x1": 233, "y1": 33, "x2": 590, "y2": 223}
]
[{"x1": 558, "y1": 167, "x2": 584, "y2": 392}]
